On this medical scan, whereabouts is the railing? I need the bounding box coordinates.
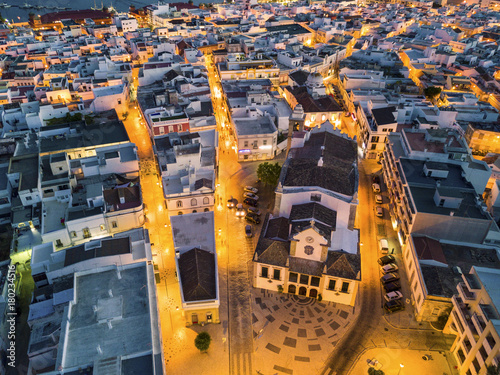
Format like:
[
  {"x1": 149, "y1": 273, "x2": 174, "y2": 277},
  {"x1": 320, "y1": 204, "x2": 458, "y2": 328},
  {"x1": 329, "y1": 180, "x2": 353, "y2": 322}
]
[{"x1": 458, "y1": 282, "x2": 476, "y2": 301}]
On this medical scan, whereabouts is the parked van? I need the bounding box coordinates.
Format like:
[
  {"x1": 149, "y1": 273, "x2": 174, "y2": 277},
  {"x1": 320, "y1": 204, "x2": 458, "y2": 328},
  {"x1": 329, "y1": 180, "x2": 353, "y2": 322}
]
[{"x1": 379, "y1": 239, "x2": 389, "y2": 254}]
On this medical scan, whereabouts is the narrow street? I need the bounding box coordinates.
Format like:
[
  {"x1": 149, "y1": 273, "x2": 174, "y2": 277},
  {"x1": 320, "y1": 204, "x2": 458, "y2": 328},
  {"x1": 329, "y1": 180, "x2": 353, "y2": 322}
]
[
  {"x1": 206, "y1": 55, "x2": 256, "y2": 375},
  {"x1": 321, "y1": 160, "x2": 455, "y2": 375}
]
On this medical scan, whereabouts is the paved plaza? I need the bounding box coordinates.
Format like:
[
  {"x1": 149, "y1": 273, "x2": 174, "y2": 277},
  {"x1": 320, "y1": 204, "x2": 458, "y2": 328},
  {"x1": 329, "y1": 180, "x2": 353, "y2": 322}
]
[{"x1": 252, "y1": 289, "x2": 358, "y2": 375}]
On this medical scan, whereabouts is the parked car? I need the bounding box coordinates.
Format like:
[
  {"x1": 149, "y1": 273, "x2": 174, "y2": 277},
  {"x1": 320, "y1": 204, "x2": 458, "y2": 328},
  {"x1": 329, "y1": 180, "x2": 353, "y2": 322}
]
[
  {"x1": 243, "y1": 198, "x2": 258, "y2": 207},
  {"x1": 381, "y1": 273, "x2": 400, "y2": 284},
  {"x1": 245, "y1": 225, "x2": 253, "y2": 238},
  {"x1": 384, "y1": 291, "x2": 403, "y2": 302},
  {"x1": 372, "y1": 175, "x2": 381, "y2": 184},
  {"x1": 376, "y1": 206, "x2": 384, "y2": 217},
  {"x1": 384, "y1": 300, "x2": 405, "y2": 313},
  {"x1": 381, "y1": 263, "x2": 398, "y2": 274},
  {"x1": 375, "y1": 195, "x2": 383, "y2": 204},
  {"x1": 244, "y1": 186, "x2": 258, "y2": 194},
  {"x1": 372, "y1": 183, "x2": 381, "y2": 193},
  {"x1": 383, "y1": 281, "x2": 401, "y2": 293},
  {"x1": 248, "y1": 207, "x2": 261, "y2": 216},
  {"x1": 235, "y1": 204, "x2": 246, "y2": 217},
  {"x1": 243, "y1": 192, "x2": 259, "y2": 200},
  {"x1": 245, "y1": 213, "x2": 261, "y2": 224},
  {"x1": 379, "y1": 239, "x2": 389, "y2": 254},
  {"x1": 378, "y1": 255, "x2": 396, "y2": 266}
]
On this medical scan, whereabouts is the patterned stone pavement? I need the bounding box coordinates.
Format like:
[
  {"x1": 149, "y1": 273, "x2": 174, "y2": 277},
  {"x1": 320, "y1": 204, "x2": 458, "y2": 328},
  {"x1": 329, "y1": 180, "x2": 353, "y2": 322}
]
[{"x1": 252, "y1": 288, "x2": 358, "y2": 375}]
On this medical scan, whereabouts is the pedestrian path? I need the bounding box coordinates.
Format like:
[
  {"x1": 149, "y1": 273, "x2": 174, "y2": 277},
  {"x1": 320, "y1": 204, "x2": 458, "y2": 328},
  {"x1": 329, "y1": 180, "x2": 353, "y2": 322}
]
[{"x1": 252, "y1": 289, "x2": 358, "y2": 375}]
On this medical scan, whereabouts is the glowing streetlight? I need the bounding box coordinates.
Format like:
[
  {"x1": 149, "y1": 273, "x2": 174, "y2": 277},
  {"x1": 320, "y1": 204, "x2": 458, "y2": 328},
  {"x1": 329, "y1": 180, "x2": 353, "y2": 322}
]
[{"x1": 398, "y1": 363, "x2": 404, "y2": 375}]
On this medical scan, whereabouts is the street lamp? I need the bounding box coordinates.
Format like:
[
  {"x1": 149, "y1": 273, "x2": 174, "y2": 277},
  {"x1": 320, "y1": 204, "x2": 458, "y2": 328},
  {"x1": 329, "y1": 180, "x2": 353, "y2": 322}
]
[{"x1": 397, "y1": 363, "x2": 404, "y2": 375}]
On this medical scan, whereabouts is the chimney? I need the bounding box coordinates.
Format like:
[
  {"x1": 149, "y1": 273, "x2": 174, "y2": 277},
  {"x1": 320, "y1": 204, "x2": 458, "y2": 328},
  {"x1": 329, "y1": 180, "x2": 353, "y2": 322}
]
[
  {"x1": 436, "y1": 180, "x2": 441, "y2": 187},
  {"x1": 176, "y1": 250, "x2": 180, "y2": 259},
  {"x1": 108, "y1": 289, "x2": 113, "y2": 298},
  {"x1": 318, "y1": 157, "x2": 323, "y2": 167},
  {"x1": 97, "y1": 345, "x2": 103, "y2": 355},
  {"x1": 107, "y1": 321, "x2": 113, "y2": 330},
  {"x1": 117, "y1": 270, "x2": 121, "y2": 280},
  {"x1": 118, "y1": 189, "x2": 125, "y2": 204}
]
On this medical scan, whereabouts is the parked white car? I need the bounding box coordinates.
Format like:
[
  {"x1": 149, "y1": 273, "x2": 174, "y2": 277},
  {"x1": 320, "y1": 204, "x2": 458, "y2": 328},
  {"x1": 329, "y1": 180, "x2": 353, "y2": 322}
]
[{"x1": 384, "y1": 291, "x2": 403, "y2": 301}]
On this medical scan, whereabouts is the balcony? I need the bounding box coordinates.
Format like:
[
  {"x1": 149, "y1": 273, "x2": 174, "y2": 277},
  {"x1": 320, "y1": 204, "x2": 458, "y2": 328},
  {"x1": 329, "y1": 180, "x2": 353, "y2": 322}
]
[
  {"x1": 472, "y1": 312, "x2": 486, "y2": 335},
  {"x1": 452, "y1": 295, "x2": 479, "y2": 339},
  {"x1": 458, "y1": 282, "x2": 476, "y2": 301}
]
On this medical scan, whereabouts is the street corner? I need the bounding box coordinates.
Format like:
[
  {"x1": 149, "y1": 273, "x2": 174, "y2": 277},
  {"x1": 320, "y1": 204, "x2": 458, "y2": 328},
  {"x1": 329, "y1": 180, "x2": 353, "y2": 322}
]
[
  {"x1": 251, "y1": 288, "x2": 357, "y2": 374},
  {"x1": 350, "y1": 347, "x2": 457, "y2": 375}
]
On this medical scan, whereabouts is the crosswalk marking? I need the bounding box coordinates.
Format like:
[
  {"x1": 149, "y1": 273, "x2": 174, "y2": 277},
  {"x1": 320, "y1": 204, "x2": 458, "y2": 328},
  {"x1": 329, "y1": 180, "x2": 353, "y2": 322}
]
[{"x1": 231, "y1": 352, "x2": 253, "y2": 375}]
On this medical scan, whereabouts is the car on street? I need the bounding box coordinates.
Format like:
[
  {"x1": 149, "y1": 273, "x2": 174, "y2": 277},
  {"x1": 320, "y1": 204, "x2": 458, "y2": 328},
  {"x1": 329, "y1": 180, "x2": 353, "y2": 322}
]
[
  {"x1": 235, "y1": 204, "x2": 246, "y2": 217},
  {"x1": 381, "y1": 263, "x2": 398, "y2": 274},
  {"x1": 243, "y1": 197, "x2": 258, "y2": 207},
  {"x1": 378, "y1": 255, "x2": 396, "y2": 266},
  {"x1": 245, "y1": 225, "x2": 253, "y2": 238},
  {"x1": 383, "y1": 281, "x2": 401, "y2": 293},
  {"x1": 384, "y1": 300, "x2": 405, "y2": 313},
  {"x1": 375, "y1": 206, "x2": 384, "y2": 217},
  {"x1": 381, "y1": 273, "x2": 400, "y2": 284},
  {"x1": 375, "y1": 195, "x2": 383, "y2": 204},
  {"x1": 379, "y1": 238, "x2": 389, "y2": 254},
  {"x1": 372, "y1": 175, "x2": 381, "y2": 184},
  {"x1": 227, "y1": 197, "x2": 237, "y2": 208},
  {"x1": 245, "y1": 213, "x2": 261, "y2": 224},
  {"x1": 372, "y1": 183, "x2": 381, "y2": 193},
  {"x1": 243, "y1": 192, "x2": 259, "y2": 200},
  {"x1": 384, "y1": 291, "x2": 403, "y2": 302},
  {"x1": 244, "y1": 186, "x2": 258, "y2": 194},
  {"x1": 248, "y1": 207, "x2": 261, "y2": 216}
]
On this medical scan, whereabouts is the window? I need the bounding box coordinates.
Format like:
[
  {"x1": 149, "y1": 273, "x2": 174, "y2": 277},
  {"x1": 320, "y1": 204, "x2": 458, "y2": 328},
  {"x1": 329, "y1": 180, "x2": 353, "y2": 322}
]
[
  {"x1": 263, "y1": 140, "x2": 267, "y2": 145},
  {"x1": 159, "y1": 127, "x2": 165, "y2": 135},
  {"x1": 310, "y1": 194, "x2": 321, "y2": 202},
  {"x1": 26, "y1": 196, "x2": 33, "y2": 201},
  {"x1": 311, "y1": 277, "x2": 320, "y2": 287},
  {"x1": 177, "y1": 201, "x2": 183, "y2": 208},
  {"x1": 204, "y1": 208, "x2": 209, "y2": 212},
  {"x1": 71, "y1": 231, "x2": 77, "y2": 238},
  {"x1": 253, "y1": 141, "x2": 258, "y2": 149},
  {"x1": 371, "y1": 136, "x2": 379, "y2": 142},
  {"x1": 244, "y1": 141, "x2": 248, "y2": 147},
  {"x1": 289, "y1": 272, "x2": 298, "y2": 283},
  {"x1": 457, "y1": 348, "x2": 465, "y2": 364},
  {"x1": 55, "y1": 239, "x2": 63, "y2": 247},
  {"x1": 261, "y1": 266, "x2": 268, "y2": 278},
  {"x1": 191, "y1": 198, "x2": 197, "y2": 206},
  {"x1": 341, "y1": 282, "x2": 349, "y2": 293},
  {"x1": 371, "y1": 144, "x2": 377, "y2": 150},
  {"x1": 472, "y1": 358, "x2": 480, "y2": 373},
  {"x1": 100, "y1": 224, "x2": 105, "y2": 231},
  {"x1": 192, "y1": 210, "x2": 197, "y2": 213},
  {"x1": 431, "y1": 308, "x2": 440, "y2": 316},
  {"x1": 328, "y1": 279, "x2": 336, "y2": 290},
  {"x1": 273, "y1": 269, "x2": 281, "y2": 280},
  {"x1": 117, "y1": 99, "x2": 121, "y2": 105},
  {"x1": 112, "y1": 221, "x2": 117, "y2": 228},
  {"x1": 83, "y1": 228, "x2": 91, "y2": 239},
  {"x1": 203, "y1": 197, "x2": 209, "y2": 204},
  {"x1": 178, "y1": 211, "x2": 183, "y2": 215},
  {"x1": 300, "y1": 274, "x2": 309, "y2": 285}
]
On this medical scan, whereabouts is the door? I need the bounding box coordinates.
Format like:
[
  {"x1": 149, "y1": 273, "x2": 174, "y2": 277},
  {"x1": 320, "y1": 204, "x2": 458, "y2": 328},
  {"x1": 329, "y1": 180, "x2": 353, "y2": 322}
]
[
  {"x1": 192, "y1": 313, "x2": 198, "y2": 325},
  {"x1": 206, "y1": 312, "x2": 212, "y2": 323},
  {"x1": 288, "y1": 285, "x2": 296, "y2": 294},
  {"x1": 299, "y1": 287, "x2": 307, "y2": 296},
  {"x1": 309, "y1": 289, "x2": 318, "y2": 298}
]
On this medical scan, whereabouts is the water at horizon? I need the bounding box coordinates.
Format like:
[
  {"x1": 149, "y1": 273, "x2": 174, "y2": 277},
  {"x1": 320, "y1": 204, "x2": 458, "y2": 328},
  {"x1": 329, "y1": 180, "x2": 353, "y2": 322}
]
[{"x1": 0, "y1": 0, "x2": 218, "y2": 23}]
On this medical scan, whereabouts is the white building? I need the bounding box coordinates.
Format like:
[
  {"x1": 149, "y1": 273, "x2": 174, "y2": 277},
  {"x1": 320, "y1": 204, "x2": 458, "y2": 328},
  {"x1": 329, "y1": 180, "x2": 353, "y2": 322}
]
[
  {"x1": 155, "y1": 130, "x2": 217, "y2": 216},
  {"x1": 171, "y1": 212, "x2": 220, "y2": 326}
]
